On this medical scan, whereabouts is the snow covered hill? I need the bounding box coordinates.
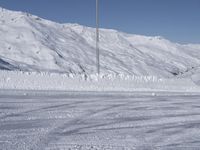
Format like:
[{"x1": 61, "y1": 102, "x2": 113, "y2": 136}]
[{"x1": 1, "y1": 7, "x2": 200, "y2": 77}]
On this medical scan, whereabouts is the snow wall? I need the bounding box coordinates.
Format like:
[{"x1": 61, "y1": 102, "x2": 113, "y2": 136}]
[{"x1": 0, "y1": 71, "x2": 199, "y2": 92}]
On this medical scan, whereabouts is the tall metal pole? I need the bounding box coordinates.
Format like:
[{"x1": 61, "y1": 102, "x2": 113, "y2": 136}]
[{"x1": 96, "y1": 0, "x2": 100, "y2": 74}]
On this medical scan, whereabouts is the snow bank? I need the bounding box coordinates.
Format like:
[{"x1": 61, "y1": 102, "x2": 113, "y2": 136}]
[
  {"x1": 0, "y1": 71, "x2": 199, "y2": 92},
  {"x1": 191, "y1": 73, "x2": 200, "y2": 86}
]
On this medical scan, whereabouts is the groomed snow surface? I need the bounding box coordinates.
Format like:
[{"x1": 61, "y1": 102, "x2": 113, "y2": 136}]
[
  {"x1": 1, "y1": 91, "x2": 200, "y2": 150},
  {"x1": 0, "y1": 70, "x2": 200, "y2": 150}
]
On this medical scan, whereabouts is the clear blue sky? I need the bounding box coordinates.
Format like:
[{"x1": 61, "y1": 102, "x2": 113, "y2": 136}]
[{"x1": 0, "y1": 0, "x2": 200, "y2": 44}]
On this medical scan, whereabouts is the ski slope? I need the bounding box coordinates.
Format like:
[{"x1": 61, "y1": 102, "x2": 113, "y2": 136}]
[
  {"x1": 0, "y1": 7, "x2": 200, "y2": 77},
  {"x1": 1, "y1": 91, "x2": 200, "y2": 150}
]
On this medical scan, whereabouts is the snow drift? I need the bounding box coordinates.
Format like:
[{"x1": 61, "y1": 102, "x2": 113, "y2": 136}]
[
  {"x1": 0, "y1": 7, "x2": 200, "y2": 78},
  {"x1": 0, "y1": 70, "x2": 199, "y2": 92}
]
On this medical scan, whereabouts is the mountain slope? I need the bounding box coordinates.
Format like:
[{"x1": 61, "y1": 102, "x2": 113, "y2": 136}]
[{"x1": 0, "y1": 7, "x2": 200, "y2": 77}]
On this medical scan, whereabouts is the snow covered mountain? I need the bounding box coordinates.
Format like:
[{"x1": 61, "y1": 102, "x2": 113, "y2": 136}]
[{"x1": 1, "y1": 7, "x2": 200, "y2": 78}]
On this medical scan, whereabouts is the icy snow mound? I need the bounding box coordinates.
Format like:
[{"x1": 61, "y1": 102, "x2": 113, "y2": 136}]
[
  {"x1": 0, "y1": 70, "x2": 199, "y2": 92},
  {"x1": 0, "y1": 7, "x2": 200, "y2": 77},
  {"x1": 191, "y1": 72, "x2": 200, "y2": 86}
]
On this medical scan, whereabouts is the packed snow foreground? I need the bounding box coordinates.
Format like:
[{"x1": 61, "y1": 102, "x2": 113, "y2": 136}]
[{"x1": 1, "y1": 91, "x2": 200, "y2": 150}]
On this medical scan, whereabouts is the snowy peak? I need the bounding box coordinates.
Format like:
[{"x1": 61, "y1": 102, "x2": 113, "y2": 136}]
[{"x1": 0, "y1": 7, "x2": 200, "y2": 77}]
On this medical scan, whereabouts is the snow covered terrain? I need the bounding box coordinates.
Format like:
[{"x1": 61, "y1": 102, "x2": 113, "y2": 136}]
[
  {"x1": 1, "y1": 6, "x2": 200, "y2": 150},
  {"x1": 0, "y1": 7, "x2": 200, "y2": 77},
  {"x1": 0, "y1": 70, "x2": 199, "y2": 92},
  {"x1": 1, "y1": 91, "x2": 200, "y2": 150}
]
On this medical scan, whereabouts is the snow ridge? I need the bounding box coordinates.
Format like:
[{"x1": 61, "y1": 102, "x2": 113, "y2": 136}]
[{"x1": 0, "y1": 70, "x2": 199, "y2": 92}]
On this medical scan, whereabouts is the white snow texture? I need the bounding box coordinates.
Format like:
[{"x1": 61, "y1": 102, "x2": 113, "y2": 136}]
[{"x1": 0, "y1": 7, "x2": 200, "y2": 78}]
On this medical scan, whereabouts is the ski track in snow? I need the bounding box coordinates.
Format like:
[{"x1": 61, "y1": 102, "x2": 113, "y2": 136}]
[{"x1": 0, "y1": 91, "x2": 200, "y2": 150}]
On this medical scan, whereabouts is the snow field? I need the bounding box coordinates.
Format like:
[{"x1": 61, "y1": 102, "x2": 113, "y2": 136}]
[{"x1": 1, "y1": 91, "x2": 200, "y2": 149}]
